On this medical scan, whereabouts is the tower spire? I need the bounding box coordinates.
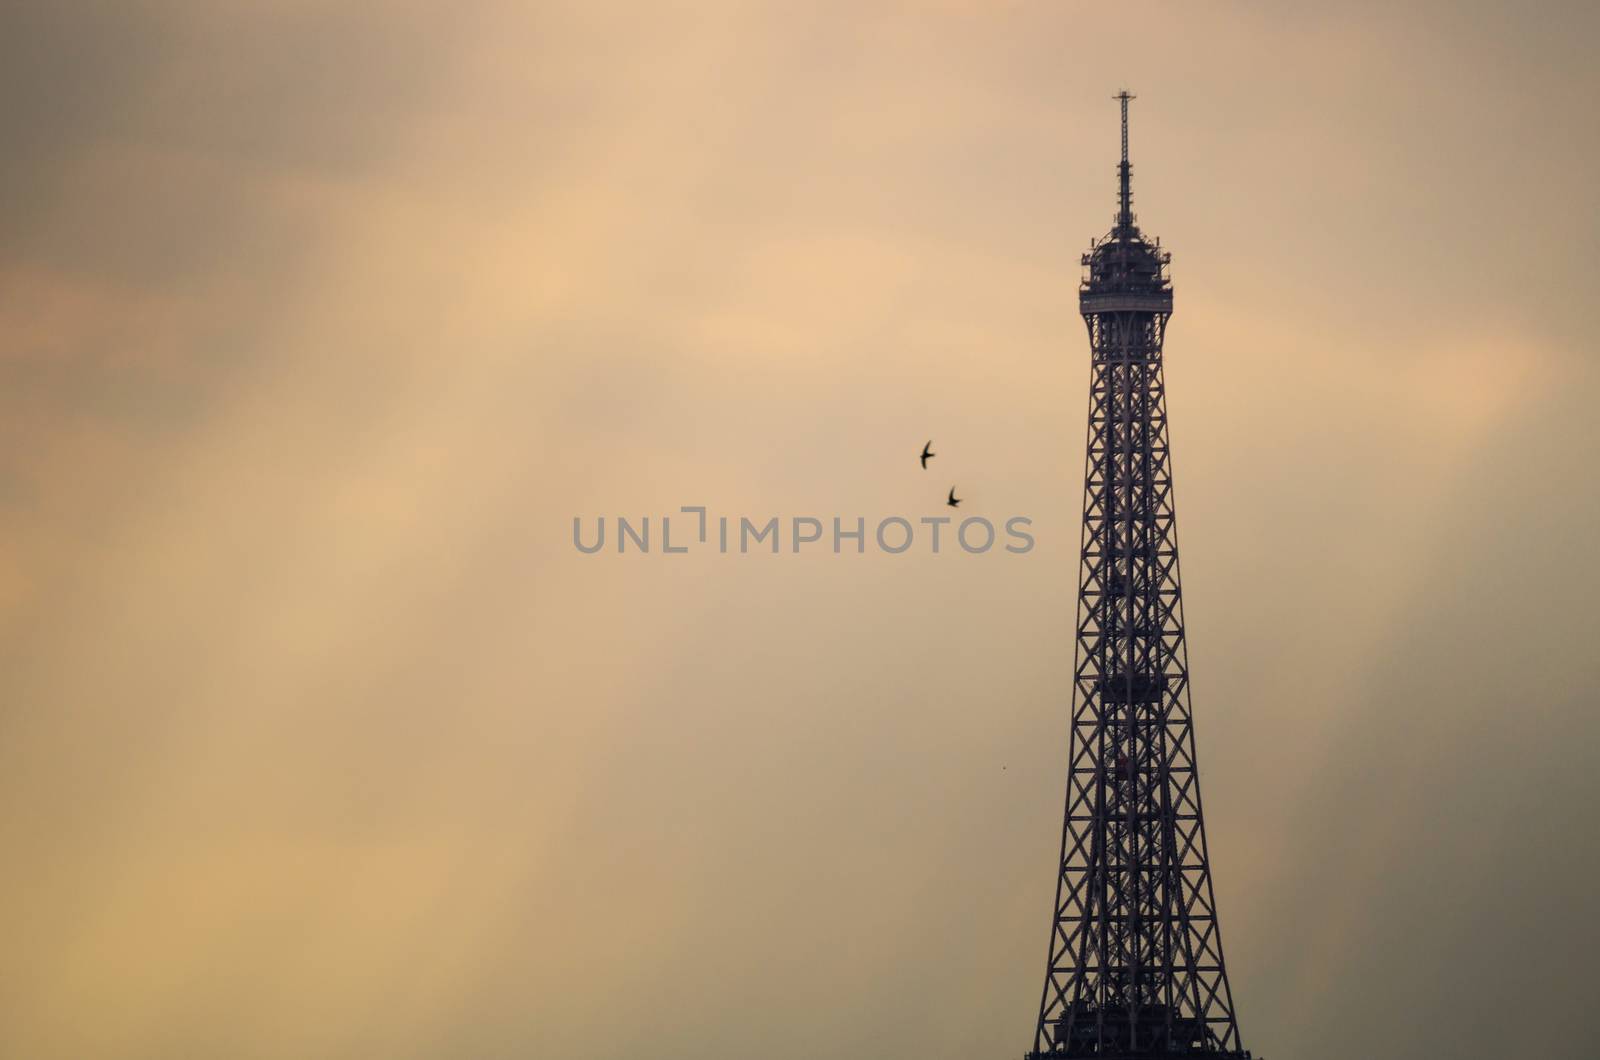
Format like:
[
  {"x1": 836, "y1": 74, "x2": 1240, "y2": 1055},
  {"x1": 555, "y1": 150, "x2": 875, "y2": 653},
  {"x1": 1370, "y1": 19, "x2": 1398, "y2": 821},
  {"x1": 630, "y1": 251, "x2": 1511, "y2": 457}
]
[{"x1": 1115, "y1": 90, "x2": 1134, "y2": 231}]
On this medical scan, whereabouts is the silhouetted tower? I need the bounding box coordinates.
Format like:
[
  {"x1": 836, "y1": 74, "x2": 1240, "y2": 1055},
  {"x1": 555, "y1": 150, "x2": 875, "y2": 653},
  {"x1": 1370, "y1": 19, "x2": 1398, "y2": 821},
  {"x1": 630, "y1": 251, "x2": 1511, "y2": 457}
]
[{"x1": 1028, "y1": 93, "x2": 1250, "y2": 1059}]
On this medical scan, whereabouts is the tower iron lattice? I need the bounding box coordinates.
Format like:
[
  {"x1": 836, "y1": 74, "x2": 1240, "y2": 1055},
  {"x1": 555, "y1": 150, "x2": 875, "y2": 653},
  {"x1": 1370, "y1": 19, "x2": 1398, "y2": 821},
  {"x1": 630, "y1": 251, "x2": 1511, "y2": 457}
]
[{"x1": 1027, "y1": 93, "x2": 1251, "y2": 1060}]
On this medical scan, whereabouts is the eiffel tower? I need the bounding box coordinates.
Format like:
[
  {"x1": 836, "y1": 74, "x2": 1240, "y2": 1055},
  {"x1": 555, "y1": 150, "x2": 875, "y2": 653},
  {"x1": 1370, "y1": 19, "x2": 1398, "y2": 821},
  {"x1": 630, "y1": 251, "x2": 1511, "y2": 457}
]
[{"x1": 1027, "y1": 93, "x2": 1251, "y2": 1059}]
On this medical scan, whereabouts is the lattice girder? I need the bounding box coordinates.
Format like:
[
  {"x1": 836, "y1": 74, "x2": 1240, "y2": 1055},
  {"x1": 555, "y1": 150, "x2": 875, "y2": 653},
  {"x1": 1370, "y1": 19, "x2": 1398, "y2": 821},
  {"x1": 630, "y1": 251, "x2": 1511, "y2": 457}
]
[{"x1": 1027, "y1": 104, "x2": 1249, "y2": 1057}]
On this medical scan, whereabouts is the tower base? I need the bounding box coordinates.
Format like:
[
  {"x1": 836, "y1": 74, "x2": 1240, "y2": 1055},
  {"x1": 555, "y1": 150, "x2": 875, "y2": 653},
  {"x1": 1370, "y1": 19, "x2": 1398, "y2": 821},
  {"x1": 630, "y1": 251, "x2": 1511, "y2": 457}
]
[{"x1": 1026, "y1": 1051, "x2": 1252, "y2": 1059}]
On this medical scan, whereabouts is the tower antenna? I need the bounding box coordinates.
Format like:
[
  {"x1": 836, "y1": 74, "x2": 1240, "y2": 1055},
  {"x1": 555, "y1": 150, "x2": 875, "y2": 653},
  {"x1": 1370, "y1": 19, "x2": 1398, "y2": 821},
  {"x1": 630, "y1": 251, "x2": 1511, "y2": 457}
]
[{"x1": 1114, "y1": 90, "x2": 1135, "y2": 230}]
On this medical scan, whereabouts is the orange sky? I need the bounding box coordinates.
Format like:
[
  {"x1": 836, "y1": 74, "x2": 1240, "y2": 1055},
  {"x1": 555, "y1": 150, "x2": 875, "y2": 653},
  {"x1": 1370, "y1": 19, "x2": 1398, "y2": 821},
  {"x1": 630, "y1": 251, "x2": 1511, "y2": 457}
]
[{"x1": 1, "y1": 3, "x2": 1597, "y2": 1058}]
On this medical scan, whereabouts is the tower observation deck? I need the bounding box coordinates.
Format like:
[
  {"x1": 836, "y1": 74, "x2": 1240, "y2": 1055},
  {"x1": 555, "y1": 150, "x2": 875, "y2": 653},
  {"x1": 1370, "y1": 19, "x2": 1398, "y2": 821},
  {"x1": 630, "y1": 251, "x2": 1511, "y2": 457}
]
[{"x1": 1024, "y1": 93, "x2": 1252, "y2": 1060}]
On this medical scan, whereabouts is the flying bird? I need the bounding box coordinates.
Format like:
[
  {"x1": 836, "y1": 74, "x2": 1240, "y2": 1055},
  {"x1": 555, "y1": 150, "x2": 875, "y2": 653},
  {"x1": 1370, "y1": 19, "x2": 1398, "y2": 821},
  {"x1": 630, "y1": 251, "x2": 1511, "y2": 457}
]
[
  {"x1": 947, "y1": 487, "x2": 961, "y2": 508},
  {"x1": 920, "y1": 440, "x2": 935, "y2": 468}
]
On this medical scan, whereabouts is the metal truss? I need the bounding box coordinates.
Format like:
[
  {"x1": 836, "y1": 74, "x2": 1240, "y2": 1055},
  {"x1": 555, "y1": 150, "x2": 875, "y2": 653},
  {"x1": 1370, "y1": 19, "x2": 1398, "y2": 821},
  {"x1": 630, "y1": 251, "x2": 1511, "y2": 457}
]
[{"x1": 1027, "y1": 94, "x2": 1249, "y2": 1060}]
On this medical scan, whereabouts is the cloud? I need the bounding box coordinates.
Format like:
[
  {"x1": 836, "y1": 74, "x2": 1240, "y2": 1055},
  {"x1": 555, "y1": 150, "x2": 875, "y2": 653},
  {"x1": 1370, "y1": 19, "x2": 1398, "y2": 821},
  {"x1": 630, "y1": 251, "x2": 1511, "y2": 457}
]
[{"x1": 1, "y1": 3, "x2": 1597, "y2": 1058}]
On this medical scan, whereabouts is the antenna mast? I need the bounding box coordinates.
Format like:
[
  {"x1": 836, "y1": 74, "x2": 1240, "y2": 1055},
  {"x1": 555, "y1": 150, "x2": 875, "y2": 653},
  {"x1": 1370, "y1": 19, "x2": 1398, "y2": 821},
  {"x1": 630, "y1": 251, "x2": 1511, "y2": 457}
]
[{"x1": 1115, "y1": 90, "x2": 1135, "y2": 230}]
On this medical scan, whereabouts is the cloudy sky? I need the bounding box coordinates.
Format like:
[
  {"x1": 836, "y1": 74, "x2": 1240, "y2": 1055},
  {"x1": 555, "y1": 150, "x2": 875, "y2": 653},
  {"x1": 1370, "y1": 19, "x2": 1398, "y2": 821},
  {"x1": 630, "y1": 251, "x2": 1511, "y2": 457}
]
[{"x1": 2, "y1": 2, "x2": 1597, "y2": 1058}]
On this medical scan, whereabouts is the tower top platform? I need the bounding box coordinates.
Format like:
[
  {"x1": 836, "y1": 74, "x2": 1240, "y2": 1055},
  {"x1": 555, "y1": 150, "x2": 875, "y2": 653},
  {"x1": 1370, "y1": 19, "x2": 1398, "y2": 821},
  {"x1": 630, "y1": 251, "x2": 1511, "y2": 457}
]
[{"x1": 1080, "y1": 93, "x2": 1172, "y2": 317}]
